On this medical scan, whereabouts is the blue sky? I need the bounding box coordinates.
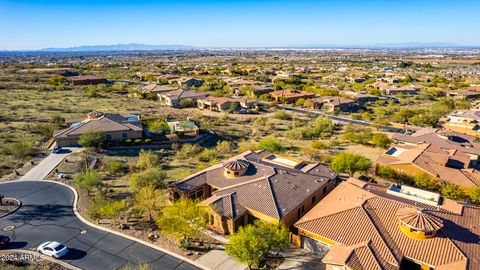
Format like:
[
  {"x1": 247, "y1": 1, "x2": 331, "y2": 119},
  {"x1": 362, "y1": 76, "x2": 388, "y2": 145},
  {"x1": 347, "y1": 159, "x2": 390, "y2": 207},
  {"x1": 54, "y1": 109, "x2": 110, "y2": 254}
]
[{"x1": 0, "y1": 0, "x2": 479, "y2": 50}]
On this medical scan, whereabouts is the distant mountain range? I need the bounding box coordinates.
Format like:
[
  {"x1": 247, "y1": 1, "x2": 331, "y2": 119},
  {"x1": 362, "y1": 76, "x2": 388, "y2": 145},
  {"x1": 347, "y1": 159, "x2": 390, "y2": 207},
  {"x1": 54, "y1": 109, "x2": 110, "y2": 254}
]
[
  {"x1": 1, "y1": 42, "x2": 478, "y2": 52},
  {"x1": 38, "y1": 43, "x2": 197, "y2": 52}
]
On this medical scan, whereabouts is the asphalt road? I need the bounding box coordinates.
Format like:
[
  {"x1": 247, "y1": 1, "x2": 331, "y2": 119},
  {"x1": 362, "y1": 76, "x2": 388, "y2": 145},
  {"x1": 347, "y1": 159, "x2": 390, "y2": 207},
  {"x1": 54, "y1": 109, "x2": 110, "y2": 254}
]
[
  {"x1": 276, "y1": 105, "x2": 406, "y2": 133},
  {"x1": 0, "y1": 181, "x2": 200, "y2": 270}
]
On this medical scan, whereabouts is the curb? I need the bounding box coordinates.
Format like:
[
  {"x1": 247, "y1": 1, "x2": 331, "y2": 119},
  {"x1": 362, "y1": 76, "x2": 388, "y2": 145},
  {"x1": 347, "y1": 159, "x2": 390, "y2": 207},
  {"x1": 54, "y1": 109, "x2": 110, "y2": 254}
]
[
  {"x1": 0, "y1": 249, "x2": 81, "y2": 270},
  {"x1": 0, "y1": 198, "x2": 21, "y2": 218},
  {"x1": 2, "y1": 180, "x2": 209, "y2": 270}
]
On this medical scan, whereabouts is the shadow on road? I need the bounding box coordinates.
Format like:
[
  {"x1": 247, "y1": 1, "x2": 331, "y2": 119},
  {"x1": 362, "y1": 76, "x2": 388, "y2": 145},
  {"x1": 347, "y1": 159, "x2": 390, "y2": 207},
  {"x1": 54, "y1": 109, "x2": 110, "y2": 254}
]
[
  {"x1": 6, "y1": 204, "x2": 73, "y2": 224},
  {"x1": 62, "y1": 248, "x2": 87, "y2": 260},
  {"x1": 4, "y1": 241, "x2": 28, "y2": 249}
]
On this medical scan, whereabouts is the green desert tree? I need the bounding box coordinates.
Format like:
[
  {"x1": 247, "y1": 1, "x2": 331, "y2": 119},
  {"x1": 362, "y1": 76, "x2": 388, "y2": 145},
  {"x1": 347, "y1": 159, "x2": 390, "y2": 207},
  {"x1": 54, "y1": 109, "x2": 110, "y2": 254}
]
[
  {"x1": 469, "y1": 187, "x2": 480, "y2": 202},
  {"x1": 129, "y1": 167, "x2": 166, "y2": 191},
  {"x1": 330, "y1": 152, "x2": 371, "y2": 177},
  {"x1": 135, "y1": 149, "x2": 160, "y2": 170},
  {"x1": 370, "y1": 133, "x2": 393, "y2": 149},
  {"x1": 97, "y1": 200, "x2": 127, "y2": 225},
  {"x1": 134, "y1": 185, "x2": 165, "y2": 221},
  {"x1": 156, "y1": 198, "x2": 207, "y2": 246},
  {"x1": 226, "y1": 221, "x2": 289, "y2": 270},
  {"x1": 9, "y1": 141, "x2": 36, "y2": 160},
  {"x1": 215, "y1": 141, "x2": 233, "y2": 155},
  {"x1": 441, "y1": 183, "x2": 469, "y2": 201},
  {"x1": 78, "y1": 130, "x2": 106, "y2": 149},
  {"x1": 413, "y1": 173, "x2": 440, "y2": 191},
  {"x1": 73, "y1": 170, "x2": 102, "y2": 193},
  {"x1": 258, "y1": 136, "x2": 283, "y2": 153}
]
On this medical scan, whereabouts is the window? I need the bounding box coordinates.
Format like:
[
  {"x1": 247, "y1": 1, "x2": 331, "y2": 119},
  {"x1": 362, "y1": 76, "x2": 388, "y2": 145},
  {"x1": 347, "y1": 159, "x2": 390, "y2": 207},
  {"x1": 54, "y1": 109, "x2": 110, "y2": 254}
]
[
  {"x1": 234, "y1": 171, "x2": 239, "y2": 176},
  {"x1": 301, "y1": 205, "x2": 305, "y2": 213},
  {"x1": 297, "y1": 208, "x2": 301, "y2": 219},
  {"x1": 209, "y1": 215, "x2": 214, "y2": 225},
  {"x1": 106, "y1": 134, "x2": 112, "y2": 140},
  {"x1": 122, "y1": 133, "x2": 127, "y2": 139},
  {"x1": 311, "y1": 195, "x2": 317, "y2": 204},
  {"x1": 323, "y1": 186, "x2": 327, "y2": 195}
]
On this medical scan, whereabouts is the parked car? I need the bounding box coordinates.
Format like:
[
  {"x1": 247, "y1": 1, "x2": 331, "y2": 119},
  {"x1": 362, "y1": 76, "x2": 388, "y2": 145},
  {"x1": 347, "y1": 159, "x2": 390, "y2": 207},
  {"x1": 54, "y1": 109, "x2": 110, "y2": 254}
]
[
  {"x1": 37, "y1": 241, "x2": 69, "y2": 258},
  {"x1": 52, "y1": 146, "x2": 62, "y2": 154},
  {"x1": 0, "y1": 235, "x2": 10, "y2": 248}
]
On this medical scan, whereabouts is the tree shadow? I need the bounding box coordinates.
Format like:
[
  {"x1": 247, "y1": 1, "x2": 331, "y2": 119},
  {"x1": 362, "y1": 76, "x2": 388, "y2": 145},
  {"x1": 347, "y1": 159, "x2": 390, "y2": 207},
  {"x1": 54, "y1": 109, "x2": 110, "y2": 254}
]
[
  {"x1": 4, "y1": 241, "x2": 27, "y2": 249},
  {"x1": 5, "y1": 204, "x2": 73, "y2": 224},
  {"x1": 62, "y1": 248, "x2": 87, "y2": 260}
]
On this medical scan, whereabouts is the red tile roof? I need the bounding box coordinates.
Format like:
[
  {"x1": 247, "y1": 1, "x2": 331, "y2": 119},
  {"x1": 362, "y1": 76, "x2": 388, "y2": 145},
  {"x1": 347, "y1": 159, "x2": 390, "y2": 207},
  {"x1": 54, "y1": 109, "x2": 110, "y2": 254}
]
[{"x1": 296, "y1": 179, "x2": 479, "y2": 270}]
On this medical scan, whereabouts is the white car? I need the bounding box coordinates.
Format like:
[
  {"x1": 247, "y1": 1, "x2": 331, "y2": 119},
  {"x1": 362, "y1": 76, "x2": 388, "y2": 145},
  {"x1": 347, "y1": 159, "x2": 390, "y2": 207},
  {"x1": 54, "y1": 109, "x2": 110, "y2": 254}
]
[{"x1": 37, "y1": 241, "x2": 69, "y2": 258}]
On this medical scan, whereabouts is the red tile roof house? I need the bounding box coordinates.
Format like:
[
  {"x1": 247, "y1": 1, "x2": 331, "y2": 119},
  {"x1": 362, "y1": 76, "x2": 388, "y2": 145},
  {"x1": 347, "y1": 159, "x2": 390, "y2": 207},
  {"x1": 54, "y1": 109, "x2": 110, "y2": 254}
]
[
  {"x1": 391, "y1": 128, "x2": 480, "y2": 167},
  {"x1": 270, "y1": 89, "x2": 315, "y2": 103},
  {"x1": 294, "y1": 177, "x2": 480, "y2": 270},
  {"x1": 374, "y1": 143, "x2": 480, "y2": 189},
  {"x1": 157, "y1": 89, "x2": 209, "y2": 107},
  {"x1": 171, "y1": 77, "x2": 204, "y2": 88},
  {"x1": 197, "y1": 96, "x2": 255, "y2": 112},
  {"x1": 70, "y1": 74, "x2": 108, "y2": 85},
  {"x1": 447, "y1": 89, "x2": 480, "y2": 100},
  {"x1": 311, "y1": 96, "x2": 359, "y2": 112},
  {"x1": 169, "y1": 150, "x2": 338, "y2": 234},
  {"x1": 53, "y1": 111, "x2": 143, "y2": 147},
  {"x1": 136, "y1": 83, "x2": 179, "y2": 96},
  {"x1": 385, "y1": 86, "x2": 419, "y2": 96}
]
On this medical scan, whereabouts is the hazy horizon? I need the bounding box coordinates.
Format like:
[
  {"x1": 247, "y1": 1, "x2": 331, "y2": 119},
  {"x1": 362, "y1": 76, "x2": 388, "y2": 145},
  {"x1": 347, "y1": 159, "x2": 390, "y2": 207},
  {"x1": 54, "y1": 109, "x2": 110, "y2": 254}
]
[{"x1": 1, "y1": 0, "x2": 479, "y2": 50}]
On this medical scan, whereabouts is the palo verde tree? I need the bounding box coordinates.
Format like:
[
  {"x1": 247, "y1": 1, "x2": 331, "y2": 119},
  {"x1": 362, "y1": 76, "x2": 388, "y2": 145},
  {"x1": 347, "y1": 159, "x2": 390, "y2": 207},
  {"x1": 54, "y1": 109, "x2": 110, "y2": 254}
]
[
  {"x1": 134, "y1": 185, "x2": 165, "y2": 222},
  {"x1": 155, "y1": 198, "x2": 207, "y2": 248}
]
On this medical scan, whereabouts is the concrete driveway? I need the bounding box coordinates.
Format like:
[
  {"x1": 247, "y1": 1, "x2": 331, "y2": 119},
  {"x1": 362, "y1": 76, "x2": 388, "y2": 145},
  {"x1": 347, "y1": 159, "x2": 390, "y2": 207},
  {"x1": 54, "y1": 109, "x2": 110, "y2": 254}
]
[
  {"x1": 0, "y1": 181, "x2": 201, "y2": 270},
  {"x1": 196, "y1": 249, "x2": 246, "y2": 270},
  {"x1": 19, "y1": 148, "x2": 82, "y2": 181}
]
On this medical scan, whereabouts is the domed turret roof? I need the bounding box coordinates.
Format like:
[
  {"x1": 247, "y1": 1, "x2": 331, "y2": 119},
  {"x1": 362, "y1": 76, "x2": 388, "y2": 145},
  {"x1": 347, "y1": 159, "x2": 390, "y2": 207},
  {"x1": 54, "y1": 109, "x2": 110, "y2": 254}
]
[
  {"x1": 396, "y1": 207, "x2": 443, "y2": 232},
  {"x1": 224, "y1": 159, "x2": 250, "y2": 171},
  {"x1": 87, "y1": 111, "x2": 104, "y2": 119}
]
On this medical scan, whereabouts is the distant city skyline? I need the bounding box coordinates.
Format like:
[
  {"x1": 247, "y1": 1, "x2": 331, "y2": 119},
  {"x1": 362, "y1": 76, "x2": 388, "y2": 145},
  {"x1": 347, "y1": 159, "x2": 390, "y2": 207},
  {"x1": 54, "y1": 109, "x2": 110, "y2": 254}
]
[{"x1": 1, "y1": 0, "x2": 479, "y2": 50}]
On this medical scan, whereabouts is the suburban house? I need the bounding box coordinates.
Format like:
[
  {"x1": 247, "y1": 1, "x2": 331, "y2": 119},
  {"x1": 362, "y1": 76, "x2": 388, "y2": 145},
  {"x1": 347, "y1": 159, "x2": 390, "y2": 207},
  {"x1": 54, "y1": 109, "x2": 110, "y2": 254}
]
[
  {"x1": 171, "y1": 77, "x2": 204, "y2": 88},
  {"x1": 440, "y1": 109, "x2": 480, "y2": 136},
  {"x1": 341, "y1": 91, "x2": 380, "y2": 104},
  {"x1": 270, "y1": 89, "x2": 315, "y2": 103},
  {"x1": 392, "y1": 128, "x2": 480, "y2": 167},
  {"x1": 369, "y1": 81, "x2": 391, "y2": 91},
  {"x1": 375, "y1": 143, "x2": 480, "y2": 188},
  {"x1": 137, "y1": 83, "x2": 179, "y2": 96},
  {"x1": 311, "y1": 96, "x2": 358, "y2": 112},
  {"x1": 158, "y1": 89, "x2": 209, "y2": 107},
  {"x1": 169, "y1": 150, "x2": 338, "y2": 234},
  {"x1": 385, "y1": 86, "x2": 418, "y2": 96},
  {"x1": 53, "y1": 111, "x2": 143, "y2": 147},
  {"x1": 197, "y1": 96, "x2": 255, "y2": 112},
  {"x1": 239, "y1": 85, "x2": 274, "y2": 97},
  {"x1": 447, "y1": 89, "x2": 480, "y2": 99},
  {"x1": 70, "y1": 75, "x2": 108, "y2": 85},
  {"x1": 294, "y1": 177, "x2": 480, "y2": 270},
  {"x1": 166, "y1": 119, "x2": 199, "y2": 136}
]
